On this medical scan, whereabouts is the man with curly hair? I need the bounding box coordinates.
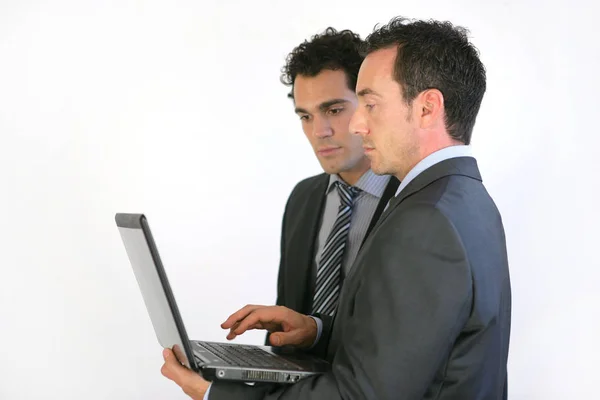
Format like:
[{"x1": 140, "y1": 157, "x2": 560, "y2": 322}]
[
  {"x1": 161, "y1": 17, "x2": 510, "y2": 400},
  {"x1": 269, "y1": 27, "x2": 400, "y2": 331}
]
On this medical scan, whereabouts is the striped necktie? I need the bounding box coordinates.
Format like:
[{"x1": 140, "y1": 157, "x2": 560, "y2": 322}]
[{"x1": 312, "y1": 181, "x2": 361, "y2": 316}]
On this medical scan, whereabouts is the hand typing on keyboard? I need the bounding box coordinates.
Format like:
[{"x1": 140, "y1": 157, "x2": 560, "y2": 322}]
[{"x1": 221, "y1": 305, "x2": 318, "y2": 349}]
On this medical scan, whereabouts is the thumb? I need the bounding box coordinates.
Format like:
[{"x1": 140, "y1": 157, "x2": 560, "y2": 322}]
[{"x1": 269, "y1": 330, "x2": 305, "y2": 347}]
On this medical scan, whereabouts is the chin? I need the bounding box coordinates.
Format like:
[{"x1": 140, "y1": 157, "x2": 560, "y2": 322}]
[
  {"x1": 369, "y1": 161, "x2": 388, "y2": 176},
  {"x1": 319, "y1": 163, "x2": 340, "y2": 176},
  {"x1": 365, "y1": 155, "x2": 379, "y2": 174}
]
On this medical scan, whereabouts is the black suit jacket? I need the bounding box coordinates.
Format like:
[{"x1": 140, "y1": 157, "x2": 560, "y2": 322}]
[{"x1": 210, "y1": 157, "x2": 511, "y2": 400}]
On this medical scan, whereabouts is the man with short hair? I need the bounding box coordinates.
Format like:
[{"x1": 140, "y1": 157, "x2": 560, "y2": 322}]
[
  {"x1": 161, "y1": 17, "x2": 511, "y2": 400},
  {"x1": 270, "y1": 27, "x2": 399, "y2": 330}
]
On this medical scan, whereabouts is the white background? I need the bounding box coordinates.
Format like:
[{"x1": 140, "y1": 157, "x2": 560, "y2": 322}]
[{"x1": 1, "y1": 0, "x2": 598, "y2": 399}]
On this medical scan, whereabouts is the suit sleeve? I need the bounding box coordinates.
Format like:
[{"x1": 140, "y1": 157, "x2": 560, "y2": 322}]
[{"x1": 210, "y1": 204, "x2": 473, "y2": 400}]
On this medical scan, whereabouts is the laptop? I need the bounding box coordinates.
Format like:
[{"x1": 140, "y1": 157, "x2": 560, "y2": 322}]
[{"x1": 114, "y1": 213, "x2": 330, "y2": 384}]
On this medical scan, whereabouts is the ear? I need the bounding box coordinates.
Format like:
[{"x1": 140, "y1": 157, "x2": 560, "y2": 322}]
[{"x1": 418, "y1": 89, "x2": 444, "y2": 129}]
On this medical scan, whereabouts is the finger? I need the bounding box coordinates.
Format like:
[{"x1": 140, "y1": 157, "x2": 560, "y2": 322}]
[
  {"x1": 269, "y1": 333, "x2": 282, "y2": 346},
  {"x1": 225, "y1": 320, "x2": 244, "y2": 340},
  {"x1": 270, "y1": 329, "x2": 315, "y2": 346},
  {"x1": 226, "y1": 322, "x2": 264, "y2": 340},
  {"x1": 232, "y1": 307, "x2": 283, "y2": 336},
  {"x1": 161, "y1": 349, "x2": 190, "y2": 383},
  {"x1": 221, "y1": 305, "x2": 264, "y2": 329},
  {"x1": 269, "y1": 328, "x2": 306, "y2": 347},
  {"x1": 161, "y1": 349, "x2": 210, "y2": 398},
  {"x1": 221, "y1": 304, "x2": 259, "y2": 329},
  {"x1": 228, "y1": 321, "x2": 241, "y2": 334}
]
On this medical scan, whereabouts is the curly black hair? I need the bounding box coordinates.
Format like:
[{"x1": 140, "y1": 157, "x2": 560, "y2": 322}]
[
  {"x1": 281, "y1": 27, "x2": 364, "y2": 99},
  {"x1": 362, "y1": 16, "x2": 487, "y2": 145}
]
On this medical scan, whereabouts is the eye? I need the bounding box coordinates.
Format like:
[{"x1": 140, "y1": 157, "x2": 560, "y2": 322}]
[
  {"x1": 365, "y1": 104, "x2": 375, "y2": 111},
  {"x1": 299, "y1": 114, "x2": 310, "y2": 121},
  {"x1": 327, "y1": 107, "x2": 344, "y2": 116}
]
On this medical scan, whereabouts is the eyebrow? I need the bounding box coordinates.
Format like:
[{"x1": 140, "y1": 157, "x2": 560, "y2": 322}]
[
  {"x1": 294, "y1": 98, "x2": 350, "y2": 114},
  {"x1": 356, "y1": 88, "x2": 381, "y2": 97}
]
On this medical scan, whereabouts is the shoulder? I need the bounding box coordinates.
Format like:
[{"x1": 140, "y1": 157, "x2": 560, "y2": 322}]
[
  {"x1": 291, "y1": 172, "x2": 329, "y2": 194},
  {"x1": 285, "y1": 172, "x2": 328, "y2": 203},
  {"x1": 387, "y1": 202, "x2": 459, "y2": 244},
  {"x1": 377, "y1": 176, "x2": 469, "y2": 254},
  {"x1": 380, "y1": 173, "x2": 492, "y2": 255},
  {"x1": 279, "y1": 172, "x2": 328, "y2": 220}
]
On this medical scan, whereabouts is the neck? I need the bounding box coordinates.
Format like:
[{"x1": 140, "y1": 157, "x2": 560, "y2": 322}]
[
  {"x1": 338, "y1": 158, "x2": 371, "y2": 186},
  {"x1": 394, "y1": 137, "x2": 463, "y2": 182}
]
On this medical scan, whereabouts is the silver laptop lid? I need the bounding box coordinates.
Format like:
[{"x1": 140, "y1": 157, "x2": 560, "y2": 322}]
[{"x1": 115, "y1": 213, "x2": 196, "y2": 370}]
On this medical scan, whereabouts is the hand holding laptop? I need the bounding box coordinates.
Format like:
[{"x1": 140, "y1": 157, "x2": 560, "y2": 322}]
[
  {"x1": 220, "y1": 305, "x2": 318, "y2": 348},
  {"x1": 161, "y1": 348, "x2": 210, "y2": 400},
  {"x1": 160, "y1": 305, "x2": 318, "y2": 400},
  {"x1": 116, "y1": 212, "x2": 330, "y2": 398}
]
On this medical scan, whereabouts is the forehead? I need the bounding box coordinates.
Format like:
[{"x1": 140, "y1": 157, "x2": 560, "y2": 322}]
[
  {"x1": 356, "y1": 47, "x2": 397, "y2": 93},
  {"x1": 293, "y1": 69, "x2": 355, "y2": 108}
]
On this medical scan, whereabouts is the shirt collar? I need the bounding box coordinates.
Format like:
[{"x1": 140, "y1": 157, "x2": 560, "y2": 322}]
[
  {"x1": 395, "y1": 145, "x2": 473, "y2": 197},
  {"x1": 328, "y1": 169, "x2": 390, "y2": 198}
]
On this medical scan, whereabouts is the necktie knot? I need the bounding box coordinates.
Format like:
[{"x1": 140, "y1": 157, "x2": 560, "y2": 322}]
[{"x1": 335, "y1": 181, "x2": 361, "y2": 208}]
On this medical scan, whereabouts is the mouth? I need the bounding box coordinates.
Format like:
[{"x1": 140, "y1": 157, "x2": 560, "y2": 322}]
[
  {"x1": 317, "y1": 147, "x2": 342, "y2": 156},
  {"x1": 363, "y1": 145, "x2": 375, "y2": 154}
]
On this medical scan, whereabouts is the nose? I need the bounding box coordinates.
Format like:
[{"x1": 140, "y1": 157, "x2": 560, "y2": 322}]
[
  {"x1": 349, "y1": 107, "x2": 368, "y2": 137},
  {"x1": 312, "y1": 115, "x2": 333, "y2": 138}
]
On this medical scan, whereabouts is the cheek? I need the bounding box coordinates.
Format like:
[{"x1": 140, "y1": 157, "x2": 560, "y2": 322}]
[
  {"x1": 366, "y1": 107, "x2": 384, "y2": 129},
  {"x1": 371, "y1": 109, "x2": 398, "y2": 142},
  {"x1": 330, "y1": 118, "x2": 353, "y2": 143}
]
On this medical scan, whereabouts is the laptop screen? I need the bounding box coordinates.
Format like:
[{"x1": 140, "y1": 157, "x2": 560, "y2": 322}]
[{"x1": 115, "y1": 213, "x2": 195, "y2": 369}]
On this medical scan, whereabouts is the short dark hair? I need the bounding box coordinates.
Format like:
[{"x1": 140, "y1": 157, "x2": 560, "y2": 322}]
[
  {"x1": 362, "y1": 17, "x2": 486, "y2": 144},
  {"x1": 281, "y1": 27, "x2": 364, "y2": 99}
]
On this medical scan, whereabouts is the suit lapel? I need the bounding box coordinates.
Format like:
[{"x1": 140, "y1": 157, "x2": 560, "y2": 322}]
[
  {"x1": 360, "y1": 176, "x2": 400, "y2": 249},
  {"x1": 289, "y1": 174, "x2": 329, "y2": 313},
  {"x1": 372, "y1": 157, "x2": 481, "y2": 233}
]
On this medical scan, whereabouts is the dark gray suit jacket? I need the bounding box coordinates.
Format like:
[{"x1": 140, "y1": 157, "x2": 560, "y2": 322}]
[{"x1": 209, "y1": 157, "x2": 511, "y2": 400}]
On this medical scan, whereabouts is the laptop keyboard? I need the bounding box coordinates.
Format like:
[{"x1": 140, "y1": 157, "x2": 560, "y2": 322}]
[{"x1": 199, "y1": 342, "x2": 303, "y2": 370}]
